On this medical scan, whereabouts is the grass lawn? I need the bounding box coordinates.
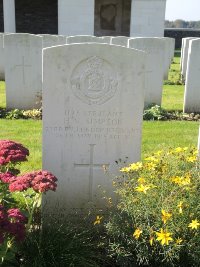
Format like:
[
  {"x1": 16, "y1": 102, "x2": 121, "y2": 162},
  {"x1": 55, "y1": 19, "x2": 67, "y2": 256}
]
[
  {"x1": 162, "y1": 52, "x2": 184, "y2": 111},
  {"x1": 0, "y1": 81, "x2": 6, "y2": 108},
  {"x1": 0, "y1": 119, "x2": 198, "y2": 173}
]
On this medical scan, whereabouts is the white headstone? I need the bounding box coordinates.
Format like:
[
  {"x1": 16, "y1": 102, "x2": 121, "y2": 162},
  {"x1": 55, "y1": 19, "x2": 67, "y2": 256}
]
[
  {"x1": 99, "y1": 36, "x2": 111, "y2": 44},
  {"x1": 0, "y1": 34, "x2": 5, "y2": 80},
  {"x1": 181, "y1": 37, "x2": 199, "y2": 81},
  {"x1": 40, "y1": 34, "x2": 67, "y2": 48},
  {"x1": 129, "y1": 37, "x2": 165, "y2": 107},
  {"x1": 158, "y1": 37, "x2": 174, "y2": 80},
  {"x1": 43, "y1": 43, "x2": 145, "y2": 215},
  {"x1": 111, "y1": 37, "x2": 130, "y2": 47},
  {"x1": 184, "y1": 39, "x2": 200, "y2": 113},
  {"x1": 180, "y1": 38, "x2": 186, "y2": 72},
  {"x1": 67, "y1": 35, "x2": 109, "y2": 44},
  {"x1": 4, "y1": 34, "x2": 43, "y2": 110}
]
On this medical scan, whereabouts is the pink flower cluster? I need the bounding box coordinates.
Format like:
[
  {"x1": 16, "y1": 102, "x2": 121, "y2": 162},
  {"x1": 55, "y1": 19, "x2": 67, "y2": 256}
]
[
  {"x1": 0, "y1": 172, "x2": 16, "y2": 183},
  {"x1": 0, "y1": 140, "x2": 29, "y2": 165},
  {"x1": 0, "y1": 205, "x2": 27, "y2": 244},
  {"x1": 9, "y1": 170, "x2": 57, "y2": 193}
]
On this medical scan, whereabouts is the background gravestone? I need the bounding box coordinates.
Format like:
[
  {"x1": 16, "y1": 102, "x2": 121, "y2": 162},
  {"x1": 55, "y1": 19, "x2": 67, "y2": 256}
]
[
  {"x1": 4, "y1": 34, "x2": 43, "y2": 110},
  {"x1": 129, "y1": 37, "x2": 165, "y2": 108},
  {"x1": 160, "y1": 37, "x2": 175, "y2": 80},
  {"x1": 111, "y1": 36, "x2": 130, "y2": 47},
  {"x1": 181, "y1": 37, "x2": 199, "y2": 81},
  {"x1": 67, "y1": 35, "x2": 107, "y2": 44},
  {"x1": 184, "y1": 39, "x2": 200, "y2": 113},
  {"x1": 40, "y1": 34, "x2": 67, "y2": 48},
  {"x1": 0, "y1": 33, "x2": 5, "y2": 80},
  {"x1": 43, "y1": 43, "x2": 145, "y2": 216}
]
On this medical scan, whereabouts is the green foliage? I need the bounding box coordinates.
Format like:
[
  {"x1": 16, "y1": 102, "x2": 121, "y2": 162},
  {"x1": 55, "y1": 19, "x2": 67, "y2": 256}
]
[
  {"x1": 143, "y1": 105, "x2": 200, "y2": 121},
  {"x1": 18, "y1": 222, "x2": 109, "y2": 267},
  {"x1": 106, "y1": 147, "x2": 200, "y2": 266},
  {"x1": 143, "y1": 105, "x2": 170, "y2": 121},
  {"x1": 0, "y1": 109, "x2": 42, "y2": 120},
  {"x1": 165, "y1": 19, "x2": 200, "y2": 29},
  {"x1": 0, "y1": 81, "x2": 6, "y2": 108},
  {"x1": 6, "y1": 109, "x2": 25, "y2": 120}
]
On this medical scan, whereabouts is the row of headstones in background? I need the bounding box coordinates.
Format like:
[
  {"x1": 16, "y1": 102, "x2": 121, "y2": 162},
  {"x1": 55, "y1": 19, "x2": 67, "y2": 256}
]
[
  {"x1": 42, "y1": 43, "x2": 146, "y2": 215},
  {"x1": 0, "y1": 33, "x2": 4, "y2": 80},
  {"x1": 180, "y1": 37, "x2": 200, "y2": 81},
  {"x1": 2, "y1": 33, "x2": 175, "y2": 110},
  {"x1": 183, "y1": 38, "x2": 200, "y2": 113}
]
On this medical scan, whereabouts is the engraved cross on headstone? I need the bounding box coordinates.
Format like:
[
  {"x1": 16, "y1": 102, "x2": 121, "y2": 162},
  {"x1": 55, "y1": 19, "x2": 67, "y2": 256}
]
[
  {"x1": 15, "y1": 56, "x2": 31, "y2": 84},
  {"x1": 74, "y1": 144, "x2": 110, "y2": 202}
]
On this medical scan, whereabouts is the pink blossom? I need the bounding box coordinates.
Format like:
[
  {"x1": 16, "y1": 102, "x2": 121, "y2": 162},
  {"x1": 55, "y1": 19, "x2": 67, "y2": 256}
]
[
  {"x1": 9, "y1": 170, "x2": 57, "y2": 193},
  {"x1": 0, "y1": 205, "x2": 27, "y2": 243},
  {"x1": 9, "y1": 175, "x2": 32, "y2": 192},
  {"x1": 0, "y1": 172, "x2": 16, "y2": 183},
  {"x1": 8, "y1": 208, "x2": 28, "y2": 223},
  {"x1": 0, "y1": 140, "x2": 29, "y2": 165}
]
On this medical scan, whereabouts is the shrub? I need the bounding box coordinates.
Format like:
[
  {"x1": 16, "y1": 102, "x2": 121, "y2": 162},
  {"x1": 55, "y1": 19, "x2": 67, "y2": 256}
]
[
  {"x1": 0, "y1": 140, "x2": 57, "y2": 265},
  {"x1": 106, "y1": 147, "x2": 200, "y2": 266},
  {"x1": 143, "y1": 105, "x2": 170, "y2": 121}
]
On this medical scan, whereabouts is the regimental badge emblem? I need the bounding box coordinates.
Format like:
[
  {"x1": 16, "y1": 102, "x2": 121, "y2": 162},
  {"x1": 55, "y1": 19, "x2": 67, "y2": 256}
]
[{"x1": 71, "y1": 56, "x2": 118, "y2": 105}]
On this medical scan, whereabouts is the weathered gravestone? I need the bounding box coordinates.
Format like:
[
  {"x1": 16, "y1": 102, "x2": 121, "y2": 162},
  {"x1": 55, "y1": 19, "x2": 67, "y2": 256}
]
[
  {"x1": 0, "y1": 33, "x2": 5, "y2": 80},
  {"x1": 111, "y1": 36, "x2": 130, "y2": 47},
  {"x1": 184, "y1": 39, "x2": 200, "y2": 113},
  {"x1": 160, "y1": 37, "x2": 175, "y2": 80},
  {"x1": 180, "y1": 38, "x2": 186, "y2": 72},
  {"x1": 129, "y1": 37, "x2": 165, "y2": 107},
  {"x1": 67, "y1": 35, "x2": 108, "y2": 44},
  {"x1": 4, "y1": 34, "x2": 43, "y2": 110},
  {"x1": 181, "y1": 37, "x2": 199, "y2": 81},
  {"x1": 40, "y1": 34, "x2": 67, "y2": 48},
  {"x1": 99, "y1": 36, "x2": 111, "y2": 44},
  {"x1": 43, "y1": 43, "x2": 145, "y2": 216}
]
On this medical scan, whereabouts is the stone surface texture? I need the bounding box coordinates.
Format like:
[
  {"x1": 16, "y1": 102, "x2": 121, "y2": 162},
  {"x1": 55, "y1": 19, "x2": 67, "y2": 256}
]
[
  {"x1": 4, "y1": 33, "x2": 43, "y2": 109},
  {"x1": 0, "y1": 33, "x2": 5, "y2": 80},
  {"x1": 181, "y1": 37, "x2": 199, "y2": 81},
  {"x1": 94, "y1": 0, "x2": 131, "y2": 37},
  {"x1": 67, "y1": 35, "x2": 108, "y2": 44},
  {"x1": 130, "y1": 0, "x2": 166, "y2": 37},
  {"x1": 184, "y1": 39, "x2": 200, "y2": 113},
  {"x1": 111, "y1": 36, "x2": 129, "y2": 47},
  {"x1": 58, "y1": 0, "x2": 95, "y2": 36},
  {"x1": 40, "y1": 34, "x2": 67, "y2": 48},
  {"x1": 43, "y1": 43, "x2": 145, "y2": 214},
  {"x1": 129, "y1": 37, "x2": 165, "y2": 107}
]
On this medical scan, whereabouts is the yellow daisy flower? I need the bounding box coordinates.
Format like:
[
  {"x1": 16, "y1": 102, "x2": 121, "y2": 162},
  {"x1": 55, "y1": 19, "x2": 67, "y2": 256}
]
[
  {"x1": 161, "y1": 209, "x2": 172, "y2": 224},
  {"x1": 133, "y1": 228, "x2": 142, "y2": 239},
  {"x1": 188, "y1": 219, "x2": 200, "y2": 230},
  {"x1": 135, "y1": 184, "x2": 151, "y2": 194},
  {"x1": 156, "y1": 229, "x2": 173, "y2": 245},
  {"x1": 93, "y1": 216, "x2": 103, "y2": 225}
]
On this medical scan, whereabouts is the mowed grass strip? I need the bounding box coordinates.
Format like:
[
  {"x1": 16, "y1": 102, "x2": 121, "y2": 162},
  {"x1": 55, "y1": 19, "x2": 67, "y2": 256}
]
[
  {"x1": 0, "y1": 119, "x2": 42, "y2": 173},
  {"x1": 0, "y1": 81, "x2": 6, "y2": 108},
  {"x1": 142, "y1": 121, "x2": 199, "y2": 157},
  {"x1": 0, "y1": 119, "x2": 198, "y2": 172},
  {"x1": 162, "y1": 52, "x2": 184, "y2": 111}
]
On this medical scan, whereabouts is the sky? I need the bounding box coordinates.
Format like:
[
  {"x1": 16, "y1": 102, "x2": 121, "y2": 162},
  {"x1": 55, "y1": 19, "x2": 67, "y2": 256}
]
[{"x1": 165, "y1": 0, "x2": 200, "y2": 21}]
